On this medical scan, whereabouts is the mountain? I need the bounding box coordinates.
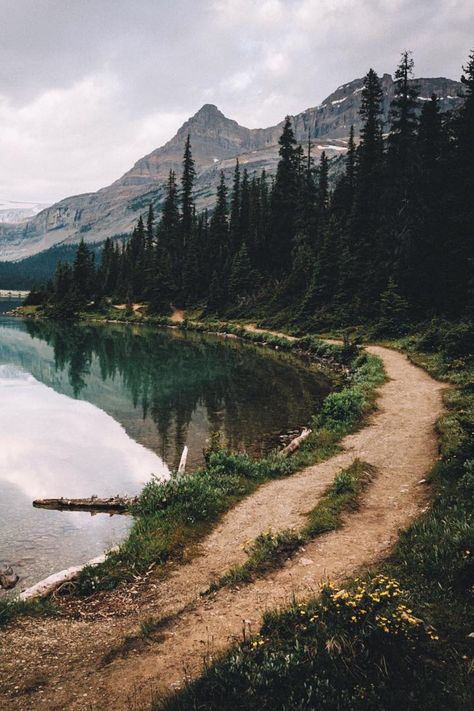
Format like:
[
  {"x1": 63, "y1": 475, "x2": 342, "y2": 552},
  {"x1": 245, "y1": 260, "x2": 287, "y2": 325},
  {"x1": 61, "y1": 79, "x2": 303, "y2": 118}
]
[{"x1": 0, "y1": 74, "x2": 463, "y2": 262}]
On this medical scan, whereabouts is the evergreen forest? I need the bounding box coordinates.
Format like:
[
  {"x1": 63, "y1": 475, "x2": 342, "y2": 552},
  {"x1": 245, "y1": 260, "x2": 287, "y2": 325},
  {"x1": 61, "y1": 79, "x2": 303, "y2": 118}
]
[{"x1": 31, "y1": 51, "x2": 474, "y2": 337}]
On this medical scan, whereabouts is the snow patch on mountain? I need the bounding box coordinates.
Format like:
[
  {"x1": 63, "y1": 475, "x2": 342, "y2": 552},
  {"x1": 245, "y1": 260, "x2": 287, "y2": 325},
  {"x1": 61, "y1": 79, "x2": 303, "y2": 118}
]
[{"x1": 0, "y1": 200, "x2": 50, "y2": 225}]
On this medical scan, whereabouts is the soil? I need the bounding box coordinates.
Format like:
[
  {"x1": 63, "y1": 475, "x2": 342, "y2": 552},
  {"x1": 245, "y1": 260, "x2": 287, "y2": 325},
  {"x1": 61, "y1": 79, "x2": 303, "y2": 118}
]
[
  {"x1": 169, "y1": 308, "x2": 185, "y2": 323},
  {"x1": 0, "y1": 338, "x2": 446, "y2": 711}
]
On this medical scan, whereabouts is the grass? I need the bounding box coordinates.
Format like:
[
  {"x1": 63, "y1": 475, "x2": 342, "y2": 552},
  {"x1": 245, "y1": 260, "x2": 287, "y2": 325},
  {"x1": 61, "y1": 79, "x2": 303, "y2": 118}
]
[
  {"x1": 207, "y1": 529, "x2": 304, "y2": 590},
  {"x1": 159, "y1": 574, "x2": 455, "y2": 711},
  {"x1": 0, "y1": 597, "x2": 57, "y2": 629},
  {"x1": 155, "y1": 324, "x2": 474, "y2": 711},
  {"x1": 207, "y1": 460, "x2": 374, "y2": 592},
  {"x1": 303, "y1": 459, "x2": 374, "y2": 537}
]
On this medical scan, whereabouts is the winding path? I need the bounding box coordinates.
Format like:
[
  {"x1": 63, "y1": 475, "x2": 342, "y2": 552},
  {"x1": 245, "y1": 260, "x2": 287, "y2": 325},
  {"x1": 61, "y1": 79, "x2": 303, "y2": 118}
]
[{"x1": 0, "y1": 343, "x2": 446, "y2": 711}]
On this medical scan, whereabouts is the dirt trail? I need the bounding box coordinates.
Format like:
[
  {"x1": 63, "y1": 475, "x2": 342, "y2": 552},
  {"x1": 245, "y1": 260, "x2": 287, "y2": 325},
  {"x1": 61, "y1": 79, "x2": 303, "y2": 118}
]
[
  {"x1": 0, "y1": 344, "x2": 446, "y2": 711},
  {"x1": 169, "y1": 308, "x2": 185, "y2": 323}
]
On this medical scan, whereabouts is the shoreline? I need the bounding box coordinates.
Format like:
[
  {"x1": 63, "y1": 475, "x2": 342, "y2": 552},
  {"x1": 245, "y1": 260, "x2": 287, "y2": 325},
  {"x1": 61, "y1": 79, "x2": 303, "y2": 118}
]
[
  {"x1": 0, "y1": 290, "x2": 29, "y2": 298},
  {"x1": 19, "y1": 551, "x2": 114, "y2": 601}
]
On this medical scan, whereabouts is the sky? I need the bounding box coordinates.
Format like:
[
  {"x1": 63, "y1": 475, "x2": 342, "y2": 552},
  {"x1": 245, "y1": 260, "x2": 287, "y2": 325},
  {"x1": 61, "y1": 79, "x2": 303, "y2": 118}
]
[{"x1": 0, "y1": 0, "x2": 473, "y2": 204}]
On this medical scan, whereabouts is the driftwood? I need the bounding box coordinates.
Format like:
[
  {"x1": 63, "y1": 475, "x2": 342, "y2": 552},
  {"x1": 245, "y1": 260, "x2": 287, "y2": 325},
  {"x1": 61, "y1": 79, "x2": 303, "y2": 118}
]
[
  {"x1": 19, "y1": 552, "x2": 111, "y2": 601},
  {"x1": 32, "y1": 495, "x2": 136, "y2": 514},
  {"x1": 178, "y1": 445, "x2": 188, "y2": 474},
  {"x1": 279, "y1": 427, "x2": 312, "y2": 457}
]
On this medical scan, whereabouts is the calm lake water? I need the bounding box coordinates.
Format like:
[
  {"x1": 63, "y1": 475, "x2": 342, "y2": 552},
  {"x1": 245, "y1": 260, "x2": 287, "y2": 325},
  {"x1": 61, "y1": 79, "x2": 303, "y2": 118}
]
[{"x1": 0, "y1": 300, "x2": 331, "y2": 591}]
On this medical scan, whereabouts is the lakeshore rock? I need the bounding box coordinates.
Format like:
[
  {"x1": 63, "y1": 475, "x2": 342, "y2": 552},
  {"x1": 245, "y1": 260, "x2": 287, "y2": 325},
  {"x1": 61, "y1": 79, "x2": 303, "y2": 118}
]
[{"x1": 0, "y1": 564, "x2": 19, "y2": 590}]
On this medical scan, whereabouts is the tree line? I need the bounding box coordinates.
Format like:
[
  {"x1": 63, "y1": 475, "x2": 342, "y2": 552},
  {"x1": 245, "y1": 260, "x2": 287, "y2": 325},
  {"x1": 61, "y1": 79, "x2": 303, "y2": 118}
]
[{"x1": 33, "y1": 50, "x2": 473, "y2": 333}]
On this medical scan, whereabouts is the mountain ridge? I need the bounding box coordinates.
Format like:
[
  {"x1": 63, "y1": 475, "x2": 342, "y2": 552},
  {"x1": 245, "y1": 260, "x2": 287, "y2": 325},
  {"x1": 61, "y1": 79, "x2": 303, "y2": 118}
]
[{"x1": 0, "y1": 73, "x2": 464, "y2": 262}]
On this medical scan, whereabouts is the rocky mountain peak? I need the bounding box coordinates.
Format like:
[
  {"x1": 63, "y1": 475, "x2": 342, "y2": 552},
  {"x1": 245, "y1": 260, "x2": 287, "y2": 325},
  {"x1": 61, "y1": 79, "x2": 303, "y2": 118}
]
[
  {"x1": 0, "y1": 73, "x2": 465, "y2": 262},
  {"x1": 193, "y1": 103, "x2": 224, "y2": 120},
  {"x1": 176, "y1": 103, "x2": 241, "y2": 139}
]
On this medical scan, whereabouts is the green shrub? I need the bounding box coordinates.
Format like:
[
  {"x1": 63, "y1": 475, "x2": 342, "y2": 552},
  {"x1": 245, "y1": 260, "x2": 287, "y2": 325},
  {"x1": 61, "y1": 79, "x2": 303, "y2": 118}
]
[
  {"x1": 304, "y1": 460, "x2": 373, "y2": 537},
  {"x1": 213, "y1": 529, "x2": 303, "y2": 588},
  {"x1": 315, "y1": 387, "x2": 367, "y2": 432}
]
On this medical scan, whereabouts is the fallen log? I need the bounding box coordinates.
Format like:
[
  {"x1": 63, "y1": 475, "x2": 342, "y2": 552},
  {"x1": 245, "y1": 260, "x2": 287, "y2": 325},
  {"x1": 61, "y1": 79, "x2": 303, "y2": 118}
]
[
  {"x1": 19, "y1": 552, "x2": 113, "y2": 601},
  {"x1": 279, "y1": 427, "x2": 312, "y2": 457},
  {"x1": 178, "y1": 445, "x2": 188, "y2": 474},
  {"x1": 32, "y1": 495, "x2": 137, "y2": 514}
]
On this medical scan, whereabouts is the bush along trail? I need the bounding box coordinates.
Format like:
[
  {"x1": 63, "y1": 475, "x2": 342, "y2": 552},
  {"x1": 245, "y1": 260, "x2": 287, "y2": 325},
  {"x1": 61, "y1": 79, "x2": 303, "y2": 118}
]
[{"x1": 0, "y1": 324, "x2": 460, "y2": 711}]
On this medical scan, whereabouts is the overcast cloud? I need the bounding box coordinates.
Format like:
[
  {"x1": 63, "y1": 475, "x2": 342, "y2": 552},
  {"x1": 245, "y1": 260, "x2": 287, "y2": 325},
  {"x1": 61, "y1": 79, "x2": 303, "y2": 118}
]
[{"x1": 1, "y1": 0, "x2": 473, "y2": 203}]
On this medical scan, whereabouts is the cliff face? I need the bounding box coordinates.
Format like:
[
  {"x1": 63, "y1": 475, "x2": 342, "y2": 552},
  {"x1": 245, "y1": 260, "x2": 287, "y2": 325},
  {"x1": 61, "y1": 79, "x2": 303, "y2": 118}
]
[{"x1": 0, "y1": 75, "x2": 463, "y2": 261}]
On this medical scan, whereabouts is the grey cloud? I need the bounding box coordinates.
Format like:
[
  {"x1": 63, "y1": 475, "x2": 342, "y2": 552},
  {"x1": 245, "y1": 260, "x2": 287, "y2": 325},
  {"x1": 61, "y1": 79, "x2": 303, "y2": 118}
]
[{"x1": 0, "y1": 0, "x2": 472, "y2": 202}]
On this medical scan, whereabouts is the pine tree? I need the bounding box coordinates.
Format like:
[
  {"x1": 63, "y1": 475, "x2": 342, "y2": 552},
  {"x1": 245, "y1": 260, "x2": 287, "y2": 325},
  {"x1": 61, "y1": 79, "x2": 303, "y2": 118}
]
[
  {"x1": 388, "y1": 51, "x2": 419, "y2": 165},
  {"x1": 181, "y1": 134, "x2": 196, "y2": 251},
  {"x1": 129, "y1": 215, "x2": 146, "y2": 299},
  {"x1": 73, "y1": 239, "x2": 96, "y2": 300},
  {"x1": 295, "y1": 134, "x2": 317, "y2": 247},
  {"x1": 207, "y1": 270, "x2": 225, "y2": 314},
  {"x1": 148, "y1": 236, "x2": 173, "y2": 315},
  {"x1": 330, "y1": 126, "x2": 356, "y2": 221},
  {"x1": 348, "y1": 69, "x2": 385, "y2": 314},
  {"x1": 99, "y1": 237, "x2": 120, "y2": 297},
  {"x1": 159, "y1": 170, "x2": 181, "y2": 291},
  {"x1": 415, "y1": 95, "x2": 445, "y2": 313},
  {"x1": 346, "y1": 125, "x2": 356, "y2": 191},
  {"x1": 318, "y1": 152, "x2": 329, "y2": 219},
  {"x1": 146, "y1": 204, "x2": 155, "y2": 252},
  {"x1": 450, "y1": 49, "x2": 474, "y2": 315},
  {"x1": 229, "y1": 243, "x2": 256, "y2": 299},
  {"x1": 270, "y1": 116, "x2": 300, "y2": 275},
  {"x1": 239, "y1": 168, "x2": 251, "y2": 248},
  {"x1": 51, "y1": 260, "x2": 82, "y2": 319},
  {"x1": 229, "y1": 159, "x2": 241, "y2": 257},
  {"x1": 378, "y1": 277, "x2": 410, "y2": 335},
  {"x1": 182, "y1": 229, "x2": 201, "y2": 305},
  {"x1": 208, "y1": 171, "x2": 229, "y2": 284},
  {"x1": 358, "y1": 69, "x2": 384, "y2": 175},
  {"x1": 384, "y1": 52, "x2": 421, "y2": 304}
]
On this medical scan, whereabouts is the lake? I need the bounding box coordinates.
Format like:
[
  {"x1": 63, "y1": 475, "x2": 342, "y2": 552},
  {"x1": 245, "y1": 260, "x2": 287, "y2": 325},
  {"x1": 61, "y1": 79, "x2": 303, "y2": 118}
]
[{"x1": 0, "y1": 300, "x2": 331, "y2": 591}]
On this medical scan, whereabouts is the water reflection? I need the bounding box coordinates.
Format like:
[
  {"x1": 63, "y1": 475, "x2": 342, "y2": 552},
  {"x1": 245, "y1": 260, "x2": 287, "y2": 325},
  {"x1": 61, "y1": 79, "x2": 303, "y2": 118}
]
[
  {"x1": 0, "y1": 364, "x2": 166, "y2": 501},
  {"x1": 5, "y1": 319, "x2": 331, "y2": 470},
  {"x1": 0, "y1": 363, "x2": 165, "y2": 590}
]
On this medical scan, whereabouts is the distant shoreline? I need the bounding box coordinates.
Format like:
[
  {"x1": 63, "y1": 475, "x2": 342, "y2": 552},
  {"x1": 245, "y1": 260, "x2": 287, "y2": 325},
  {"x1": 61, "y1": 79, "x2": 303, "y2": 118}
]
[{"x1": 0, "y1": 289, "x2": 29, "y2": 298}]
